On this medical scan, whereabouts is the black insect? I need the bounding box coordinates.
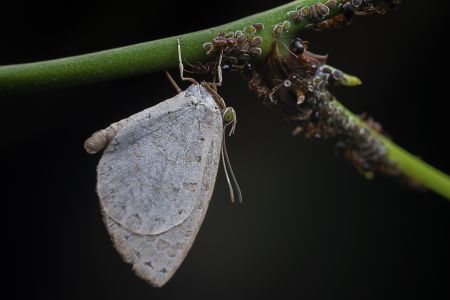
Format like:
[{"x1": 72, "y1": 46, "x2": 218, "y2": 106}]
[
  {"x1": 310, "y1": 5, "x2": 319, "y2": 21},
  {"x1": 242, "y1": 63, "x2": 253, "y2": 75},
  {"x1": 325, "y1": 0, "x2": 337, "y2": 9},
  {"x1": 221, "y1": 63, "x2": 232, "y2": 72},
  {"x1": 290, "y1": 37, "x2": 305, "y2": 55},
  {"x1": 342, "y1": 2, "x2": 355, "y2": 20},
  {"x1": 253, "y1": 23, "x2": 264, "y2": 31},
  {"x1": 332, "y1": 70, "x2": 344, "y2": 81},
  {"x1": 351, "y1": 0, "x2": 363, "y2": 8},
  {"x1": 316, "y1": 3, "x2": 330, "y2": 18}
]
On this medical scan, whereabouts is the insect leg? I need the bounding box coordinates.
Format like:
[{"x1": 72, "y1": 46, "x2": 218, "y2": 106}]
[
  {"x1": 177, "y1": 39, "x2": 198, "y2": 84},
  {"x1": 201, "y1": 82, "x2": 227, "y2": 110},
  {"x1": 164, "y1": 70, "x2": 182, "y2": 94},
  {"x1": 217, "y1": 48, "x2": 224, "y2": 86}
]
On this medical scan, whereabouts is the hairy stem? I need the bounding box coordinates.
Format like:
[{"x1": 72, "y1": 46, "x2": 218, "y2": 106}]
[{"x1": 1, "y1": 0, "x2": 352, "y2": 94}]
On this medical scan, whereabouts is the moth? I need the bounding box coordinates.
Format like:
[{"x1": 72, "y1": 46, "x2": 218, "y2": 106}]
[{"x1": 84, "y1": 40, "x2": 241, "y2": 287}]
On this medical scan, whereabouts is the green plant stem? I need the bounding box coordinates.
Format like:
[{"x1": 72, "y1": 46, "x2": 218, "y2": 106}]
[
  {"x1": 0, "y1": 0, "x2": 349, "y2": 94},
  {"x1": 334, "y1": 100, "x2": 450, "y2": 200},
  {"x1": 2, "y1": 0, "x2": 448, "y2": 199}
]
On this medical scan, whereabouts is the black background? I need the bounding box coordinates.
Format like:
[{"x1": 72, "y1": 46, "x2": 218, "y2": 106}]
[{"x1": 2, "y1": 1, "x2": 449, "y2": 299}]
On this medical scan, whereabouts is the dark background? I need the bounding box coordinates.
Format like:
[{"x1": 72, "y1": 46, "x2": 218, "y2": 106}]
[{"x1": 2, "y1": 1, "x2": 449, "y2": 299}]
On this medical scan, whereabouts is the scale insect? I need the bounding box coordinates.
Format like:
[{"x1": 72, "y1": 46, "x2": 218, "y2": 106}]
[{"x1": 84, "y1": 39, "x2": 241, "y2": 287}]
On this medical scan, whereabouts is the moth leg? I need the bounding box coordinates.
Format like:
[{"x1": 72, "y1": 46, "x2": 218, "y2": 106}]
[
  {"x1": 177, "y1": 39, "x2": 198, "y2": 85},
  {"x1": 201, "y1": 82, "x2": 227, "y2": 110},
  {"x1": 164, "y1": 70, "x2": 182, "y2": 94},
  {"x1": 209, "y1": 48, "x2": 223, "y2": 93},
  {"x1": 84, "y1": 118, "x2": 129, "y2": 154},
  {"x1": 216, "y1": 48, "x2": 224, "y2": 86}
]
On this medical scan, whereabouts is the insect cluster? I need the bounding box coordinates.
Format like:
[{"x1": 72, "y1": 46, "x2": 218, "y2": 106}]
[
  {"x1": 273, "y1": 20, "x2": 293, "y2": 39},
  {"x1": 202, "y1": 24, "x2": 264, "y2": 76},
  {"x1": 247, "y1": 37, "x2": 399, "y2": 179},
  {"x1": 287, "y1": 0, "x2": 401, "y2": 30},
  {"x1": 287, "y1": 1, "x2": 334, "y2": 23},
  {"x1": 187, "y1": 1, "x2": 403, "y2": 179}
]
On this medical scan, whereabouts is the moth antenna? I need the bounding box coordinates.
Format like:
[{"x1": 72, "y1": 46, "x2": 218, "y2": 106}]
[
  {"x1": 222, "y1": 132, "x2": 243, "y2": 203},
  {"x1": 221, "y1": 138, "x2": 235, "y2": 203},
  {"x1": 164, "y1": 71, "x2": 182, "y2": 94}
]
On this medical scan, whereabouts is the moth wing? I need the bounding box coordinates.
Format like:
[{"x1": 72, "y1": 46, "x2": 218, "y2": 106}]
[
  {"x1": 103, "y1": 127, "x2": 221, "y2": 287},
  {"x1": 97, "y1": 84, "x2": 223, "y2": 287},
  {"x1": 97, "y1": 84, "x2": 222, "y2": 235}
]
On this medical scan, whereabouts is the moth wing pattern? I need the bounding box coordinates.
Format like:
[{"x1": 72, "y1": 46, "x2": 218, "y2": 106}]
[{"x1": 97, "y1": 84, "x2": 223, "y2": 286}]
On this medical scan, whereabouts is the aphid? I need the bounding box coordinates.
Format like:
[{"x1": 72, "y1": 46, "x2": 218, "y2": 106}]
[
  {"x1": 313, "y1": 14, "x2": 347, "y2": 30},
  {"x1": 300, "y1": 6, "x2": 311, "y2": 18},
  {"x1": 236, "y1": 34, "x2": 247, "y2": 45},
  {"x1": 290, "y1": 37, "x2": 305, "y2": 55},
  {"x1": 253, "y1": 23, "x2": 264, "y2": 31},
  {"x1": 342, "y1": 2, "x2": 355, "y2": 20},
  {"x1": 242, "y1": 62, "x2": 254, "y2": 75},
  {"x1": 251, "y1": 36, "x2": 262, "y2": 47},
  {"x1": 360, "y1": 113, "x2": 383, "y2": 134},
  {"x1": 289, "y1": 6, "x2": 312, "y2": 23},
  {"x1": 221, "y1": 63, "x2": 232, "y2": 72},
  {"x1": 246, "y1": 26, "x2": 257, "y2": 34},
  {"x1": 320, "y1": 66, "x2": 332, "y2": 74},
  {"x1": 297, "y1": 94, "x2": 306, "y2": 105},
  {"x1": 212, "y1": 36, "x2": 228, "y2": 48},
  {"x1": 310, "y1": 5, "x2": 319, "y2": 20},
  {"x1": 332, "y1": 70, "x2": 344, "y2": 81},
  {"x1": 282, "y1": 20, "x2": 291, "y2": 31},
  {"x1": 273, "y1": 24, "x2": 283, "y2": 38},
  {"x1": 287, "y1": 10, "x2": 298, "y2": 19},
  {"x1": 248, "y1": 47, "x2": 262, "y2": 56},
  {"x1": 224, "y1": 32, "x2": 234, "y2": 38},
  {"x1": 226, "y1": 39, "x2": 236, "y2": 47},
  {"x1": 84, "y1": 40, "x2": 241, "y2": 287},
  {"x1": 352, "y1": 0, "x2": 363, "y2": 8},
  {"x1": 203, "y1": 42, "x2": 213, "y2": 51},
  {"x1": 326, "y1": 0, "x2": 337, "y2": 9},
  {"x1": 316, "y1": 2, "x2": 330, "y2": 18}
]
